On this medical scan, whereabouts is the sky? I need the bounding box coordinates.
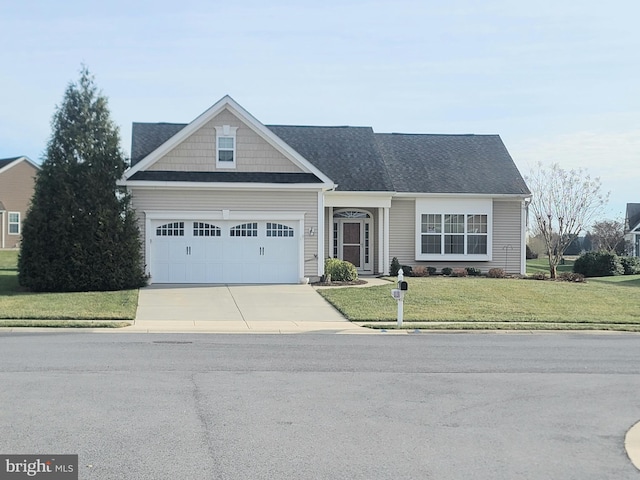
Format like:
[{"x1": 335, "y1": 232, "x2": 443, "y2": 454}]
[{"x1": 1, "y1": 0, "x2": 638, "y2": 222}]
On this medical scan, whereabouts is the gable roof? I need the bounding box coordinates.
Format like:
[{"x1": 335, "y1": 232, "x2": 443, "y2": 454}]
[
  {"x1": 125, "y1": 95, "x2": 334, "y2": 186},
  {"x1": 127, "y1": 98, "x2": 530, "y2": 196},
  {"x1": 0, "y1": 156, "x2": 40, "y2": 175},
  {"x1": 375, "y1": 133, "x2": 530, "y2": 195},
  {"x1": 626, "y1": 203, "x2": 640, "y2": 231}
]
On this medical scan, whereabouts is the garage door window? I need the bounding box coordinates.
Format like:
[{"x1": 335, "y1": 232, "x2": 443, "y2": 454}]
[
  {"x1": 157, "y1": 222, "x2": 184, "y2": 236},
  {"x1": 230, "y1": 222, "x2": 258, "y2": 237},
  {"x1": 193, "y1": 222, "x2": 221, "y2": 237},
  {"x1": 266, "y1": 223, "x2": 294, "y2": 237}
]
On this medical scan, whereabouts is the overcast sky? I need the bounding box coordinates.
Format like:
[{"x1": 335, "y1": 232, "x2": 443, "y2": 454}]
[{"x1": 1, "y1": 0, "x2": 638, "y2": 221}]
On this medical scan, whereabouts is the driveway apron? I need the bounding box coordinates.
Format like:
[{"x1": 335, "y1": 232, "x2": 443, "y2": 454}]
[{"x1": 132, "y1": 284, "x2": 359, "y2": 333}]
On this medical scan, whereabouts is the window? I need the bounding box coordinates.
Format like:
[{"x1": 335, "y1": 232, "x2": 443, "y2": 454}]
[
  {"x1": 230, "y1": 223, "x2": 258, "y2": 237},
  {"x1": 193, "y1": 222, "x2": 221, "y2": 237},
  {"x1": 156, "y1": 222, "x2": 184, "y2": 236},
  {"x1": 215, "y1": 125, "x2": 238, "y2": 168},
  {"x1": 420, "y1": 214, "x2": 488, "y2": 256},
  {"x1": 266, "y1": 223, "x2": 294, "y2": 237},
  {"x1": 8, "y1": 212, "x2": 20, "y2": 235}
]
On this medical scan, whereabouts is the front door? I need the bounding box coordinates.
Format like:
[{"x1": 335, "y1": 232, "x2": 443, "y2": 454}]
[
  {"x1": 335, "y1": 217, "x2": 372, "y2": 273},
  {"x1": 342, "y1": 221, "x2": 362, "y2": 268}
]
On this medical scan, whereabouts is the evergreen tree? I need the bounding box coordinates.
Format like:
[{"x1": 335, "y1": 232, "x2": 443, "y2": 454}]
[{"x1": 19, "y1": 67, "x2": 147, "y2": 292}]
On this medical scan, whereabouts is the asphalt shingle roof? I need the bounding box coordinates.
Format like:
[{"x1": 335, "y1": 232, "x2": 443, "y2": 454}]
[
  {"x1": 626, "y1": 203, "x2": 640, "y2": 231},
  {"x1": 129, "y1": 122, "x2": 530, "y2": 195},
  {"x1": 129, "y1": 171, "x2": 322, "y2": 183},
  {"x1": 0, "y1": 157, "x2": 22, "y2": 170}
]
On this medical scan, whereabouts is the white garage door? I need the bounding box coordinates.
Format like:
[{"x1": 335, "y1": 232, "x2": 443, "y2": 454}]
[{"x1": 150, "y1": 220, "x2": 299, "y2": 284}]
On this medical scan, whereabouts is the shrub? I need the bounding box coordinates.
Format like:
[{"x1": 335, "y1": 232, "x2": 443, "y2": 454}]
[
  {"x1": 487, "y1": 268, "x2": 506, "y2": 278},
  {"x1": 557, "y1": 272, "x2": 586, "y2": 283},
  {"x1": 451, "y1": 268, "x2": 468, "y2": 277},
  {"x1": 465, "y1": 267, "x2": 482, "y2": 276},
  {"x1": 427, "y1": 266, "x2": 437, "y2": 275},
  {"x1": 526, "y1": 245, "x2": 538, "y2": 259},
  {"x1": 530, "y1": 272, "x2": 547, "y2": 280},
  {"x1": 573, "y1": 251, "x2": 624, "y2": 277},
  {"x1": 400, "y1": 265, "x2": 413, "y2": 277},
  {"x1": 441, "y1": 267, "x2": 453, "y2": 276},
  {"x1": 620, "y1": 256, "x2": 640, "y2": 275},
  {"x1": 390, "y1": 257, "x2": 401, "y2": 276},
  {"x1": 324, "y1": 258, "x2": 358, "y2": 282},
  {"x1": 412, "y1": 266, "x2": 429, "y2": 277}
]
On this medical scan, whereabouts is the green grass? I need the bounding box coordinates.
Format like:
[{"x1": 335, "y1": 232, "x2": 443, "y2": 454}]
[
  {"x1": 526, "y1": 257, "x2": 575, "y2": 275},
  {"x1": 0, "y1": 251, "x2": 138, "y2": 321},
  {"x1": 318, "y1": 275, "x2": 640, "y2": 328}
]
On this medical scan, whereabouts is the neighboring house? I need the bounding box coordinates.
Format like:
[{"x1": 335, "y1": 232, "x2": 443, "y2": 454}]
[
  {"x1": 0, "y1": 156, "x2": 39, "y2": 249},
  {"x1": 625, "y1": 203, "x2": 640, "y2": 257},
  {"x1": 120, "y1": 96, "x2": 531, "y2": 284}
]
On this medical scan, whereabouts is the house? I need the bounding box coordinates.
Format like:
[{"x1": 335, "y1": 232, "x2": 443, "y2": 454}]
[
  {"x1": 121, "y1": 96, "x2": 531, "y2": 284},
  {"x1": 0, "y1": 156, "x2": 39, "y2": 249},
  {"x1": 625, "y1": 203, "x2": 640, "y2": 256}
]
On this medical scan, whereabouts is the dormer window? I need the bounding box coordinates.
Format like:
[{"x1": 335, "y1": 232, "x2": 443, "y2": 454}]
[{"x1": 215, "y1": 125, "x2": 238, "y2": 169}]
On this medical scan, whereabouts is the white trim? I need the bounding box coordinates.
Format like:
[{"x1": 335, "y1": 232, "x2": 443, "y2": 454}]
[
  {"x1": 8, "y1": 212, "x2": 20, "y2": 235},
  {"x1": 1, "y1": 211, "x2": 4, "y2": 249},
  {"x1": 328, "y1": 206, "x2": 334, "y2": 257},
  {"x1": 119, "y1": 180, "x2": 327, "y2": 191},
  {"x1": 333, "y1": 211, "x2": 373, "y2": 273},
  {"x1": 324, "y1": 192, "x2": 392, "y2": 208},
  {"x1": 414, "y1": 198, "x2": 493, "y2": 261},
  {"x1": 215, "y1": 125, "x2": 238, "y2": 169},
  {"x1": 0, "y1": 156, "x2": 40, "y2": 175},
  {"x1": 317, "y1": 192, "x2": 325, "y2": 276},
  {"x1": 123, "y1": 95, "x2": 335, "y2": 187},
  {"x1": 394, "y1": 192, "x2": 531, "y2": 199},
  {"x1": 383, "y1": 207, "x2": 390, "y2": 275},
  {"x1": 520, "y1": 199, "x2": 527, "y2": 275},
  {"x1": 378, "y1": 207, "x2": 383, "y2": 274}
]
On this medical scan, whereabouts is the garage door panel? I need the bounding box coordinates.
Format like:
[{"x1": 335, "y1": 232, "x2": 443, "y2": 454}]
[{"x1": 150, "y1": 219, "x2": 300, "y2": 284}]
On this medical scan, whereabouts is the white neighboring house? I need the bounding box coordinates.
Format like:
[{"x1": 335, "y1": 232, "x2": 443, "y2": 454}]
[
  {"x1": 119, "y1": 95, "x2": 531, "y2": 284},
  {"x1": 625, "y1": 203, "x2": 640, "y2": 257}
]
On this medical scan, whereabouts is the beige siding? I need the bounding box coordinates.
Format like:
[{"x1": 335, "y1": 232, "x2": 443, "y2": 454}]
[
  {"x1": 491, "y1": 200, "x2": 524, "y2": 274},
  {"x1": 389, "y1": 199, "x2": 415, "y2": 266},
  {"x1": 131, "y1": 188, "x2": 319, "y2": 277},
  {"x1": 149, "y1": 109, "x2": 303, "y2": 173},
  {"x1": 388, "y1": 197, "x2": 525, "y2": 274},
  {"x1": 0, "y1": 160, "x2": 38, "y2": 249}
]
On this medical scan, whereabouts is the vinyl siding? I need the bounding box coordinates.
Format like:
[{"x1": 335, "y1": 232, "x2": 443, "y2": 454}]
[
  {"x1": 130, "y1": 188, "x2": 319, "y2": 277},
  {"x1": 148, "y1": 109, "x2": 304, "y2": 173},
  {"x1": 389, "y1": 197, "x2": 525, "y2": 274},
  {"x1": 0, "y1": 160, "x2": 38, "y2": 248}
]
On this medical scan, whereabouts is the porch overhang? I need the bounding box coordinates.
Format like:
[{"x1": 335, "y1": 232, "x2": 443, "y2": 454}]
[{"x1": 324, "y1": 191, "x2": 392, "y2": 208}]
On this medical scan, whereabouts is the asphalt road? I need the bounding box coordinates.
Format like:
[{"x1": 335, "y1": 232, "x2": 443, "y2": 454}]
[{"x1": 1, "y1": 332, "x2": 639, "y2": 479}]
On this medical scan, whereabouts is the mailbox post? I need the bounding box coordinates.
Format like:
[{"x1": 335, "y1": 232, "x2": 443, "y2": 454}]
[{"x1": 391, "y1": 268, "x2": 408, "y2": 327}]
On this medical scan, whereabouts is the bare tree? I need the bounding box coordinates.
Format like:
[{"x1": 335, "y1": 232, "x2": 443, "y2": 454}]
[
  {"x1": 526, "y1": 163, "x2": 609, "y2": 278},
  {"x1": 588, "y1": 219, "x2": 626, "y2": 253}
]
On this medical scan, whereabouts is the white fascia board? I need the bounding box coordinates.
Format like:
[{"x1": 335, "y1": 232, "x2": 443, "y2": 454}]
[
  {"x1": 0, "y1": 156, "x2": 40, "y2": 175},
  {"x1": 324, "y1": 191, "x2": 393, "y2": 208},
  {"x1": 393, "y1": 192, "x2": 531, "y2": 200},
  {"x1": 120, "y1": 180, "x2": 326, "y2": 191},
  {"x1": 124, "y1": 95, "x2": 336, "y2": 189}
]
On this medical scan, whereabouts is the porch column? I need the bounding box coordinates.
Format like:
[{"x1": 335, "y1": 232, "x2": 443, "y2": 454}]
[
  {"x1": 318, "y1": 192, "x2": 325, "y2": 276},
  {"x1": 378, "y1": 208, "x2": 384, "y2": 274},
  {"x1": 328, "y1": 206, "x2": 334, "y2": 258},
  {"x1": 383, "y1": 206, "x2": 390, "y2": 275}
]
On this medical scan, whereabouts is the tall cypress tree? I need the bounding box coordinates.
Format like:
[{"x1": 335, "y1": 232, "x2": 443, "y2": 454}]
[{"x1": 19, "y1": 67, "x2": 147, "y2": 292}]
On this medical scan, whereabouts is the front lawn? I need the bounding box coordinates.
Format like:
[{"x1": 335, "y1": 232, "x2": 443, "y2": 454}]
[
  {"x1": 526, "y1": 257, "x2": 575, "y2": 275},
  {"x1": 318, "y1": 275, "x2": 640, "y2": 330},
  {"x1": 0, "y1": 250, "x2": 138, "y2": 321}
]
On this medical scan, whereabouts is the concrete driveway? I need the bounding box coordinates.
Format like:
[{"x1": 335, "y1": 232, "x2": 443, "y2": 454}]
[{"x1": 131, "y1": 284, "x2": 368, "y2": 333}]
